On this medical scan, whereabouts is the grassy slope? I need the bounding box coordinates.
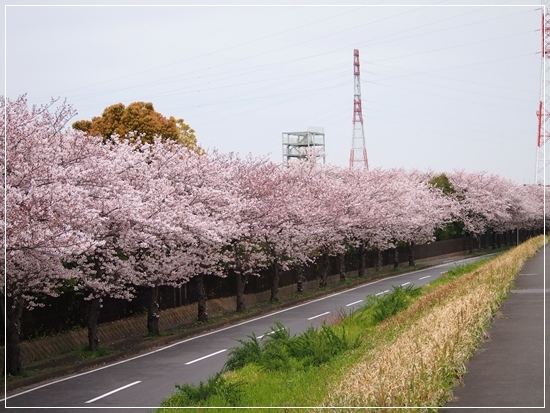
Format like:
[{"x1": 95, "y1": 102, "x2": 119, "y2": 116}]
[{"x1": 157, "y1": 235, "x2": 545, "y2": 412}]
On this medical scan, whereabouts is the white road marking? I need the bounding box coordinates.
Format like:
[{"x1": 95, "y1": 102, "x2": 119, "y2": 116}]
[
  {"x1": 519, "y1": 273, "x2": 537, "y2": 276},
  {"x1": 307, "y1": 311, "x2": 331, "y2": 320},
  {"x1": 346, "y1": 299, "x2": 363, "y2": 307},
  {"x1": 401, "y1": 282, "x2": 410, "y2": 287},
  {"x1": 258, "y1": 328, "x2": 281, "y2": 339},
  {"x1": 2, "y1": 254, "x2": 491, "y2": 403},
  {"x1": 440, "y1": 271, "x2": 447, "y2": 274},
  {"x1": 419, "y1": 275, "x2": 431, "y2": 280},
  {"x1": 85, "y1": 381, "x2": 141, "y2": 404},
  {"x1": 185, "y1": 349, "x2": 227, "y2": 365}
]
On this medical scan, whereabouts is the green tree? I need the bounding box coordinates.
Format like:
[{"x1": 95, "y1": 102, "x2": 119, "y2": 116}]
[
  {"x1": 429, "y1": 173, "x2": 464, "y2": 240},
  {"x1": 429, "y1": 173, "x2": 455, "y2": 196},
  {"x1": 73, "y1": 101, "x2": 199, "y2": 151}
]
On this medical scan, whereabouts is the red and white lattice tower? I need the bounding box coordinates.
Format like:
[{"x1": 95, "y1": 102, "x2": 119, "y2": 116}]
[
  {"x1": 535, "y1": 1, "x2": 550, "y2": 185},
  {"x1": 350, "y1": 49, "x2": 369, "y2": 169}
]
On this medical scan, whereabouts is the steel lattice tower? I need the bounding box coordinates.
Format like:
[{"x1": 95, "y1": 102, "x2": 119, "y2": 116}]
[
  {"x1": 349, "y1": 49, "x2": 369, "y2": 169},
  {"x1": 536, "y1": 1, "x2": 550, "y2": 185}
]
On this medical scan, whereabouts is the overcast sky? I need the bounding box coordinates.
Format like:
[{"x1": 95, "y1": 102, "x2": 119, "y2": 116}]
[{"x1": 3, "y1": 1, "x2": 544, "y2": 184}]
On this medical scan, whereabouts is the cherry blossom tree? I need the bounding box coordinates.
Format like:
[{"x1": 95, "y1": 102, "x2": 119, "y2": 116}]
[
  {"x1": 5, "y1": 95, "x2": 112, "y2": 373},
  {"x1": 218, "y1": 154, "x2": 274, "y2": 312},
  {"x1": 449, "y1": 170, "x2": 514, "y2": 250},
  {"x1": 302, "y1": 164, "x2": 355, "y2": 286},
  {"x1": 125, "y1": 141, "x2": 234, "y2": 333},
  {"x1": 392, "y1": 170, "x2": 457, "y2": 266}
]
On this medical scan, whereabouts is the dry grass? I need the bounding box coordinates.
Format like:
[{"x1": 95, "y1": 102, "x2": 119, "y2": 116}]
[{"x1": 324, "y1": 235, "x2": 545, "y2": 411}]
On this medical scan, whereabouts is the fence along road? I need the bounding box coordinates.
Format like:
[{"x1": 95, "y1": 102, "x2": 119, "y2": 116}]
[{"x1": 3, "y1": 255, "x2": 491, "y2": 412}]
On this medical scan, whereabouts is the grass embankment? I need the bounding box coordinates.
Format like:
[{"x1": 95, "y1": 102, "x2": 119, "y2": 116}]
[{"x1": 157, "y1": 236, "x2": 545, "y2": 412}]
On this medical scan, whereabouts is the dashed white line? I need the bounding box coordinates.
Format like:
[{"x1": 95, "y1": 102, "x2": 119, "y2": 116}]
[
  {"x1": 346, "y1": 300, "x2": 363, "y2": 307},
  {"x1": 307, "y1": 311, "x2": 331, "y2": 320},
  {"x1": 185, "y1": 349, "x2": 227, "y2": 365},
  {"x1": 85, "y1": 381, "x2": 141, "y2": 404},
  {"x1": 419, "y1": 275, "x2": 431, "y2": 280},
  {"x1": 258, "y1": 328, "x2": 282, "y2": 339},
  {"x1": 375, "y1": 290, "x2": 390, "y2": 296},
  {"x1": 401, "y1": 282, "x2": 410, "y2": 287}
]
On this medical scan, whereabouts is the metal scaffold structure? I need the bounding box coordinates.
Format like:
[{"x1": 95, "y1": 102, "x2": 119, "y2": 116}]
[
  {"x1": 282, "y1": 127, "x2": 326, "y2": 165},
  {"x1": 350, "y1": 49, "x2": 369, "y2": 169},
  {"x1": 535, "y1": 1, "x2": 550, "y2": 185}
]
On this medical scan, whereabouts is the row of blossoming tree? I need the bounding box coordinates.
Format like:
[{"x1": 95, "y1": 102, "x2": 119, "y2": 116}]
[{"x1": 3, "y1": 95, "x2": 546, "y2": 375}]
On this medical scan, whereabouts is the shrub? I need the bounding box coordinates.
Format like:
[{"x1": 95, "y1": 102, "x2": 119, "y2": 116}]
[
  {"x1": 370, "y1": 285, "x2": 422, "y2": 324},
  {"x1": 162, "y1": 372, "x2": 243, "y2": 407},
  {"x1": 223, "y1": 333, "x2": 262, "y2": 372}
]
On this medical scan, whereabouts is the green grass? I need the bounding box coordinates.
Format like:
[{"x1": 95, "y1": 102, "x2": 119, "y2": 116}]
[
  {"x1": 158, "y1": 285, "x2": 423, "y2": 410},
  {"x1": 425, "y1": 257, "x2": 494, "y2": 292},
  {"x1": 75, "y1": 346, "x2": 111, "y2": 359},
  {"x1": 157, "y1": 240, "x2": 544, "y2": 411}
]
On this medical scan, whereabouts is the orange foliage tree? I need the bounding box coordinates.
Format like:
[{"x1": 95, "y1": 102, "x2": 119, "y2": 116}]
[{"x1": 73, "y1": 101, "x2": 199, "y2": 150}]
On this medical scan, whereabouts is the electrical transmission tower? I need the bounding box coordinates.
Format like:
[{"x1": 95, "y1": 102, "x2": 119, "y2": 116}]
[
  {"x1": 536, "y1": 1, "x2": 550, "y2": 185},
  {"x1": 349, "y1": 49, "x2": 369, "y2": 169}
]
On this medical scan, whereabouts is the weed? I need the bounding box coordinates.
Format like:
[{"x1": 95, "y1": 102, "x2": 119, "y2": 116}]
[
  {"x1": 291, "y1": 290, "x2": 311, "y2": 298},
  {"x1": 161, "y1": 372, "x2": 243, "y2": 407},
  {"x1": 76, "y1": 346, "x2": 111, "y2": 359},
  {"x1": 224, "y1": 319, "x2": 360, "y2": 374},
  {"x1": 369, "y1": 285, "x2": 422, "y2": 324},
  {"x1": 223, "y1": 333, "x2": 262, "y2": 372}
]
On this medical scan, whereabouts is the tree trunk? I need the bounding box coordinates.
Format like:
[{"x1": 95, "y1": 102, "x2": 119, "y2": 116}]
[
  {"x1": 147, "y1": 285, "x2": 160, "y2": 336},
  {"x1": 319, "y1": 251, "x2": 329, "y2": 288},
  {"x1": 468, "y1": 232, "x2": 474, "y2": 253},
  {"x1": 296, "y1": 266, "x2": 305, "y2": 293},
  {"x1": 87, "y1": 297, "x2": 101, "y2": 352},
  {"x1": 339, "y1": 252, "x2": 346, "y2": 282},
  {"x1": 6, "y1": 299, "x2": 24, "y2": 376},
  {"x1": 375, "y1": 249, "x2": 382, "y2": 272},
  {"x1": 498, "y1": 232, "x2": 502, "y2": 248},
  {"x1": 492, "y1": 230, "x2": 497, "y2": 250},
  {"x1": 408, "y1": 242, "x2": 415, "y2": 267},
  {"x1": 270, "y1": 260, "x2": 280, "y2": 303},
  {"x1": 235, "y1": 272, "x2": 246, "y2": 312},
  {"x1": 196, "y1": 275, "x2": 208, "y2": 322},
  {"x1": 393, "y1": 248, "x2": 399, "y2": 269},
  {"x1": 358, "y1": 242, "x2": 366, "y2": 277}
]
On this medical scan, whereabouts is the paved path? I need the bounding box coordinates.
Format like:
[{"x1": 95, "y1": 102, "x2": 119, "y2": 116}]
[{"x1": 441, "y1": 243, "x2": 548, "y2": 412}]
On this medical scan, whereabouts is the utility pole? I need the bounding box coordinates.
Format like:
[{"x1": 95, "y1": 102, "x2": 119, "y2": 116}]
[{"x1": 535, "y1": 1, "x2": 549, "y2": 185}]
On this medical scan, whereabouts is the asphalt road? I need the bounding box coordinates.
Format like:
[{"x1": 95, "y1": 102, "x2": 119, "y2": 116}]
[{"x1": 2, "y1": 255, "x2": 491, "y2": 412}]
